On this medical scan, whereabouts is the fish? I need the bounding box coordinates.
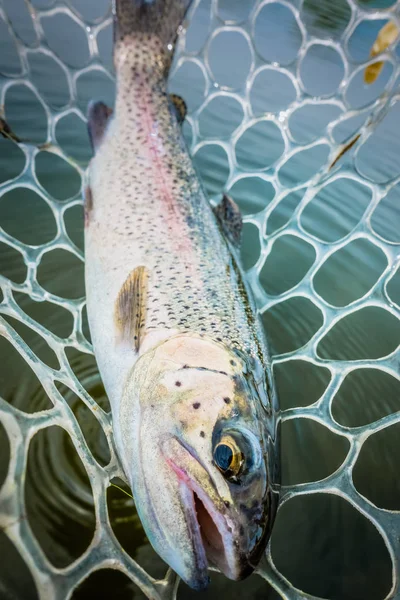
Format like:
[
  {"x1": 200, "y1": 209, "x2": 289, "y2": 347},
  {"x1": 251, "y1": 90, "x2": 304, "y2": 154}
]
[
  {"x1": 84, "y1": 0, "x2": 280, "y2": 590},
  {"x1": 364, "y1": 20, "x2": 399, "y2": 84}
]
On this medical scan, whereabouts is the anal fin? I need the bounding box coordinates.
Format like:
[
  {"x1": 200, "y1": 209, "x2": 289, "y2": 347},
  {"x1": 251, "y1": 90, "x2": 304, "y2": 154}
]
[
  {"x1": 114, "y1": 266, "x2": 149, "y2": 352},
  {"x1": 88, "y1": 101, "x2": 113, "y2": 152}
]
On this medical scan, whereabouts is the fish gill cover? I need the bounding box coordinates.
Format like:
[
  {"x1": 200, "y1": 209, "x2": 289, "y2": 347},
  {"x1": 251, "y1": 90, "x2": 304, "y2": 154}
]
[{"x1": 0, "y1": 0, "x2": 399, "y2": 599}]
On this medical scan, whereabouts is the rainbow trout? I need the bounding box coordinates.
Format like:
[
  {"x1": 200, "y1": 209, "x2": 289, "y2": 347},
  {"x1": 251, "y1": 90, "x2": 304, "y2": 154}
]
[{"x1": 85, "y1": 0, "x2": 280, "y2": 589}]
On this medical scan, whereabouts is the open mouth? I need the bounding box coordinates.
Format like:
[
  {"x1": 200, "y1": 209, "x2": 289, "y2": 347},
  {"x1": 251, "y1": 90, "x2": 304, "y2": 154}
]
[
  {"x1": 193, "y1": 491, "x2": 229, "y2": 573},
  {"x1": 165, "y1": 441, "x2": 239, "y2": 581}
]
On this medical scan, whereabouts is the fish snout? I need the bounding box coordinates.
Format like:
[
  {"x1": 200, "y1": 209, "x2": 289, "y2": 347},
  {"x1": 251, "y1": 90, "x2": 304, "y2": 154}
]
[{"x1": 162, "y1": 437, "x2": 262, "y2": 584}]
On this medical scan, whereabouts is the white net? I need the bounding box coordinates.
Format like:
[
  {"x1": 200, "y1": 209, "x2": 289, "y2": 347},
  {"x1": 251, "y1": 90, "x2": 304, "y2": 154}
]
[{"x1": 0, "y1": 0, "x2": 399, "y2": 598}]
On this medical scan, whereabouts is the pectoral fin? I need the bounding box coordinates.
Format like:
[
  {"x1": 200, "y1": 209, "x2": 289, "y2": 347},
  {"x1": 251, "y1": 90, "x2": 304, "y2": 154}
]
[
  {"x1": 87, "y1": 101, "x2": 113, "y2": 152},
  {"x1": 115, "y1": 266, "x2": 149, "y2": 351},
  {"x1": 213, "y1": 195, "x2": 243, "y2": 247}
]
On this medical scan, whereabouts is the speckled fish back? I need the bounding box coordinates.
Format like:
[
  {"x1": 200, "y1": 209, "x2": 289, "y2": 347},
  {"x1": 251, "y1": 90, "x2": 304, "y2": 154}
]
[{"x1": 85, "y1": 1, "x2": 270, "y2": 388}]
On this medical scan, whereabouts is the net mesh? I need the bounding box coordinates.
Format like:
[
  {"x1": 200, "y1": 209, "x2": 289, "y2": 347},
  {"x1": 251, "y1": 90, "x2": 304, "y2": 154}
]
[{"x1": 0, "y1": 0, "x2": 399, "y2": 598}]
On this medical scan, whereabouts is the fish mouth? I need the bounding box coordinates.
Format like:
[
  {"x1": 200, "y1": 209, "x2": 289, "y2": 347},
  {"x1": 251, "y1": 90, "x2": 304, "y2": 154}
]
[
  {"x1": 164, "y1": 438, "x2": 246, "y2": 587},
  {"x1": 193, "y1": 490, "x2": 231, "y2": 574}
]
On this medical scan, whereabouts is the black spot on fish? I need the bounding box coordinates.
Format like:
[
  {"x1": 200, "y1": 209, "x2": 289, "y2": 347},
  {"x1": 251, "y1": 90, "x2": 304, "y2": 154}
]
[
  {"x1": 193, "y1": 402, "x2": 200, "y2": 409},
  {"x1": 200, "y1": 431, "x2": 205, "y2": 438},
  {"x1": 223, "y1": 397, "x2": 231, "y2": 404},
  {"x1": 175, "y1": 381, "x2": 182, "y2": 387},
  {"x1": 230, "y1": 360, "x2": 236, "y2": 366}
]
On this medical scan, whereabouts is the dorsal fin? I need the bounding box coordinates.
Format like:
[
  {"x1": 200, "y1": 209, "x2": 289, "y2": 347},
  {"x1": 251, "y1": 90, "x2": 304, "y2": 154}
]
[
  {"x1": 213, "y1": 195, "x2": 242, "y2": 247},
  {"x1": 170, "y1": 94, "x2": 187, "y2": 124},
  {"x1": 114, "y1": 266, "x2": 149, "y2": 351},
  {"x1": 87, "y1": 101, "x2": 113, "y2": 153}
]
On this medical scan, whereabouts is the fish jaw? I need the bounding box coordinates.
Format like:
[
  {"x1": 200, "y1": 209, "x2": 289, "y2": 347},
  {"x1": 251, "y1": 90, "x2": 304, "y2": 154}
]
[
  {"x1": 162, "y1": 437, "x2": 251, "y2": 583},
  {"x1": 121, "y1": 413, "x2": 211, "y2": 590}
]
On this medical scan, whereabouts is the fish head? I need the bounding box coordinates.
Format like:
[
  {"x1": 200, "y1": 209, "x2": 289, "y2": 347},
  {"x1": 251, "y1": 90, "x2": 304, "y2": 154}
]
[{"x1": 119, "y1": 333, "x2": 279, "y2": 590}]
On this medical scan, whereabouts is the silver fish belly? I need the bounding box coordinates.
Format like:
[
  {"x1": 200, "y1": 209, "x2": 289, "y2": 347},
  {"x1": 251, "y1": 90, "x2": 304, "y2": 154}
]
[{"x1": 85, "y1": 0, "x2": 280, "y2": 590}]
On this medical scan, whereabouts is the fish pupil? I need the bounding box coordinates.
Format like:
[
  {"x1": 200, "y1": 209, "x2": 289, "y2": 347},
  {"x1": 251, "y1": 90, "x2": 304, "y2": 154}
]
[{"x1": 214, "y1": 444, "x2": 233, "y2": 472}]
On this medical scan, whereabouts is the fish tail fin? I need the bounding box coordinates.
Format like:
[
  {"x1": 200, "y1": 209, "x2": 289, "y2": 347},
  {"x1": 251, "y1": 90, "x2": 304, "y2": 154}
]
[{"x1": 113, "y1": 0, "x2": 193, "y2": 73}]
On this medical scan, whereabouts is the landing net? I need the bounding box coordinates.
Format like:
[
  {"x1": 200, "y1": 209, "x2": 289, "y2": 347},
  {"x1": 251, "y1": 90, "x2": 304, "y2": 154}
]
[{"x1": 0, "y1": 0, "x2": 399, "y2": 598}]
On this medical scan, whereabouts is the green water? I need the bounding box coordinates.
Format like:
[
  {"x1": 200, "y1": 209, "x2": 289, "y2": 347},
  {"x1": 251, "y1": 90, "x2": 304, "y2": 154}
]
[{"x1": 0, "y1": 0, "x2": 399, "y2": 599}]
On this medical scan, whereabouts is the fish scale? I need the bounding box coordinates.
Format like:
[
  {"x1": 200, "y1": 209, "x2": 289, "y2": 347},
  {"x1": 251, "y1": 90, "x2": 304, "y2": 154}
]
[
  {"x1": 85, "y1": 0, "x2": 279, "y2": 590},
  {"x1": 86, "y1": 52, "x2": 267, "y2": 381}
]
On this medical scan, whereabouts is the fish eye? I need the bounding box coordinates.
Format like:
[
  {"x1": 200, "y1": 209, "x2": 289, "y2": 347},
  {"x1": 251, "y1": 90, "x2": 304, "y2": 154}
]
[{"x1": 213, "y1": 436, "x2": 244, "y2": 480}]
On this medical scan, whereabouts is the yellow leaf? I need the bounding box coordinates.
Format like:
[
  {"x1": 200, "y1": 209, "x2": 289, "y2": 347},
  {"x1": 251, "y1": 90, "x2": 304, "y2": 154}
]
[{"x1": 364, "y1": 21, "x2": 399, "y2": 84}]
